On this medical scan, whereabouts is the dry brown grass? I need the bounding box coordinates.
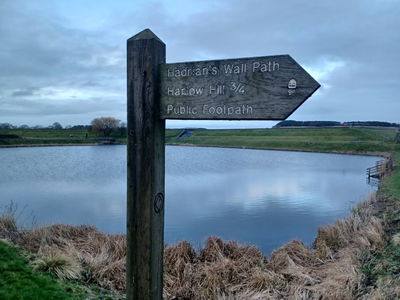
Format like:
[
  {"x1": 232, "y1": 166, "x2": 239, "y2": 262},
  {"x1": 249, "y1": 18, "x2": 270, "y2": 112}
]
[
  {"x1": 32, "y1": 248, "x2": 83, "y2": 280},
  {"x1": 15, "y1": 224, "x2": 126, "y2": 290},
  {"x1": 0, "y1": 193, "x2": 391, "y2": 299},
  {"x1": 0, "y1": 203, "x2": 22, "y2": 243}
]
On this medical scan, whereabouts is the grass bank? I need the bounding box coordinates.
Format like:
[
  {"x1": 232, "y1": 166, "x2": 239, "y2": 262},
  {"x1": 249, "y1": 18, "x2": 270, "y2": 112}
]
[
  {"x1": 0, "y1": 241, "x2": 123, "y2": 299},
  {"x1": 2, "y1": 127, "x2": 399, "y2": 155},
  {"x1": 0, "y1": 128, "x2": 184, "y2": 147},
  {"x1": 0, "y1": 129, "x2": 126, "y2": 147},
  {"x1": 0, "y1": 241, "x2": 76, "y2": 299},
  {"x1": 359, "y1": 153, "x2": 400, "y2": 298},
  {"x1": 166, "y1": 127, "x2": 400, "y2": 155}
]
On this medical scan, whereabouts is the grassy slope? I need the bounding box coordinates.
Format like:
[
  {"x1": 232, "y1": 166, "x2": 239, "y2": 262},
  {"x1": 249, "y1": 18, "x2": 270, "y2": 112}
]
[
  {"x1": 0, "y1": 241, "x2": 77, "y2": 299},
  {"x1": 360, "y1": 152, "x2": 400, "y2": 297},
  {"x1": 0, "y1": 128, "x2": 180, "y2": 146},
  {"x1": 383, "y1": 153, "x2": 400, "y2": 200},
  {"x1": 0, "y1": 129, "x2": 125, "y2": 146},
  {"x1": 0, "y1": 241, "x2": 122, "y2": 299},
  {"x1": 167, "y1": 127, "x2": 399, "y2": 153},
  {"x1": 2, "y1": 127, "x2": 398, "y2": 154}
]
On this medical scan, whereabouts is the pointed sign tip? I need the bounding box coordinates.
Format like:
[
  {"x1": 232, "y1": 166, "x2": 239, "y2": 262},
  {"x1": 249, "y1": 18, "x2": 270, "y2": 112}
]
[{"x1": 129, "y1": 29, "x2": 163, "y2": 43}]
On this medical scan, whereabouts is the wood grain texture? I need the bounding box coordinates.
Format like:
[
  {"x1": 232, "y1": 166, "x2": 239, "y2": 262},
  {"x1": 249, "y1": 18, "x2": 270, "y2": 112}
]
[
  {"x1": 127, "y1": 29, "x2": 165, "y2": 300},
  {"x1": 160, "y1": 55, "x2": 320, "y2": 120}
]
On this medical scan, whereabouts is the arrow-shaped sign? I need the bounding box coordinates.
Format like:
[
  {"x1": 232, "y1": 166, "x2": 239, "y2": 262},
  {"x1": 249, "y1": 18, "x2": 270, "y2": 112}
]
[{"x1": 160, "y1": 55, "x2": 320, "y2": 120}]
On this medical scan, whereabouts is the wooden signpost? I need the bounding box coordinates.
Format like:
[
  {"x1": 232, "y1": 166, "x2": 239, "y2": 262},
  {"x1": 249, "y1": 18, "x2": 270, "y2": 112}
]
[
  {"x1": 160, "y1": 56, "x2": 320, "y2": 120},
  {"x1": 127, "y1": 29, "x2": 320, "y2": 299}
]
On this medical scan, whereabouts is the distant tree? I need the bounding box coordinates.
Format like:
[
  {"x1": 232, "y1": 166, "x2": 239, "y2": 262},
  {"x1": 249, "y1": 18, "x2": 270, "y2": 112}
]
[
  {"x1": 19, "y1": 124, "x2": 30, "y2": 129},
  {"x1": 345, "y1": 121, "x2": 399, "y2": 127},
  {"x1": 70, "y1": 125, "x2": 91, "y2": 130},
  {"x1": 50, "y1": 122, "x2": 63, "y2": 130},
  {"x1": 0, "y1": 123, "x2": 15, "y2": 129},
  {"x1": 274, "y1": 120, "x2": 341, "y2": 128},
  {"x1": 91, "y1": 117, "x2": 121, "y2": 137}
]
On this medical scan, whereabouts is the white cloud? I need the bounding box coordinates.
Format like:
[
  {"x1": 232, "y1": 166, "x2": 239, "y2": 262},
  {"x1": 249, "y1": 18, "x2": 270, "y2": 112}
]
[{"x1": 308, "y1": 59, "x2": 346, "y2": 82}]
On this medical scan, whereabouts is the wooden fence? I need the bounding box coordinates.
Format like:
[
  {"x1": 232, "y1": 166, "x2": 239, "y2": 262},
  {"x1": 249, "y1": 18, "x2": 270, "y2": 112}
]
[{"x1": 366, "y1": 155, "x2": 394, "y2": 179}]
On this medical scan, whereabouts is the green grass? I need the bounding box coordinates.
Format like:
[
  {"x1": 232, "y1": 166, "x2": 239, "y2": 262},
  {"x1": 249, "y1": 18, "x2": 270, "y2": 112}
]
[
  {"x1": 380, "y1": 152, "x2": 400, "y2": 242},
  {"x1": 362, "y1": 242, "x2": 400, "y2": 286},
  {"x1": 165, "y1": 129, "x2": 182, "y2": 138},
  {"x1": 0, "y1": 242, "x2": 122, "y2": 299},
  {"x1": 0, "y1": 129, "x2": 89, "y2": 138},
  {"x1": 360, "y1": 152, "x2": 400, "y2": 295},
  {"x1": 2, "y1": 127, "x2": 398, "y2": 154},
  {"x1": 384, "y1": 153, "x2": 400, "y2": 200},
  {"x1": 167, "y1": 127, "x2": 399, "y2": 153},
  {"x1": 0, "y1": 241, "x2": 77, "y2": 299},
  {"x1": 0, "y1": 129, "x2": 126, "y2": 146}
]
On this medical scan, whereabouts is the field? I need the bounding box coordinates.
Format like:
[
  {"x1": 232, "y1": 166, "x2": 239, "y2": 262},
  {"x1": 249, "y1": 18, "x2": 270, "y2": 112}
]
[
  {"x1": 1, "y1": 127, "x2": 399, "y2": 155},
  {"x1": 0, "y1": 129, "x2": 96, "y2": 146},
  {"x1": 0, "y1": 129, "x2": 125, "y2": 146},
  {"x1": 0, "y1": 241, "x2": 123, "y2": 299},
  {"x1": 166, "y1": 127, "x2": 400, "y2": 154}
]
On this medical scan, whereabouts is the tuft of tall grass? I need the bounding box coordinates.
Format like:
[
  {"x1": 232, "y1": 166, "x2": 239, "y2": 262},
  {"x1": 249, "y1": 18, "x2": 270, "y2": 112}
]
[
  {"x1": 0, "y1": 203, "x2": 22, "y2": 243},
  {"x1": 32, "y1": 249, "x2": 82, "y2": 280}
]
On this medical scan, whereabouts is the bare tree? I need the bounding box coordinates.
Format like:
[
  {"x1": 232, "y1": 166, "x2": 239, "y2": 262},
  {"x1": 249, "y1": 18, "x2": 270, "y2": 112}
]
[{"x1": 90, "y1": 117, "x2": 121, "y2": 137}]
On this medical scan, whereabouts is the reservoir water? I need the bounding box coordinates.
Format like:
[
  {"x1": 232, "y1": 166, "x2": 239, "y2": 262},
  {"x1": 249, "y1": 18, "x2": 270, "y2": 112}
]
[{"x1": 0, "y1": 145, "x2": 378, "y2": 254}]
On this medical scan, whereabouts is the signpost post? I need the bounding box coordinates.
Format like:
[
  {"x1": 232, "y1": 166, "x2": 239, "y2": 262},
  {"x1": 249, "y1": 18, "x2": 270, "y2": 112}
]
[
  {"x1": 127, "y1": 29, "x2": 320, "y2": 299},
  {"x1": 127, "y1": 29, "x2": 165, "y2": 300}
]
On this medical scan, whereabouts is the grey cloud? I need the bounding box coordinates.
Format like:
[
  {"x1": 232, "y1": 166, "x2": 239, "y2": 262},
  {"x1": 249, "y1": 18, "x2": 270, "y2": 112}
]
[
  {"x1": 0, "y1": 2, "x2": 124, "y2": 85},
  {"x1": 11, "y1": 87, "x2": 40, "y2": 97},
  {"x1": 0, "y1": 0, "x2": 126, "y2": 125},
  {"x1": 155, "y1": 0, "x2": 399, "y2": 123},
  {"x1": 0, "y1": 0, "x2": 399, "y2": 126},
  {"x1": 0, "y1": 97, "x2": 121, "y2": 116}
]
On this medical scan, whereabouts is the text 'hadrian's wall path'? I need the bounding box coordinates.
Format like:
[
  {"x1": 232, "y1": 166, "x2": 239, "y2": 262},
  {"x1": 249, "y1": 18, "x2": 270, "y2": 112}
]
[{"x1": 160, "y1": 55, "x2": 320, "y2": 120}]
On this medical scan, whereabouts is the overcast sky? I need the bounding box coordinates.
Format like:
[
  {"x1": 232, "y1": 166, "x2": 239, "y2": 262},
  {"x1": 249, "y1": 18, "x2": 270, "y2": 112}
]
[{"x1": 0, "y1": 0, "x2": 399, "y2": 128}]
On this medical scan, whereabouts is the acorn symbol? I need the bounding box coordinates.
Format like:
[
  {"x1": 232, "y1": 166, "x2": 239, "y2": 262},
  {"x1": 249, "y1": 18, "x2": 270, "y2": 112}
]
[{"x1": 288, "y1": 79, "x2": 297, "y2": 89}]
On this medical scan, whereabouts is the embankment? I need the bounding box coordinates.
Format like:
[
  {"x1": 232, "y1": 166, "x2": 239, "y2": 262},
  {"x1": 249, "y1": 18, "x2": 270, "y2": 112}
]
[{"x1": 165, "y1": 127, "x2": 400, "y2": 156}]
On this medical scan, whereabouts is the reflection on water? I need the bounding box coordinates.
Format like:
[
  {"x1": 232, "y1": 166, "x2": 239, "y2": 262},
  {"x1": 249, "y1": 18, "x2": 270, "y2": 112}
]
[{"x1": 0, "y1": 145, "x2": 378, "y2": 254}]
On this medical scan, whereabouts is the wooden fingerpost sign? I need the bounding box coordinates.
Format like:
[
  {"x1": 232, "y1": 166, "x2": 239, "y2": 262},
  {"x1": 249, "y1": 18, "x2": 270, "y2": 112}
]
[
  {"x1": 127, "y1": 28, "x2": 320, "y2": 299},
  {"x1": 127, "y1": 29, "x2": 165, "y2": 299}
]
